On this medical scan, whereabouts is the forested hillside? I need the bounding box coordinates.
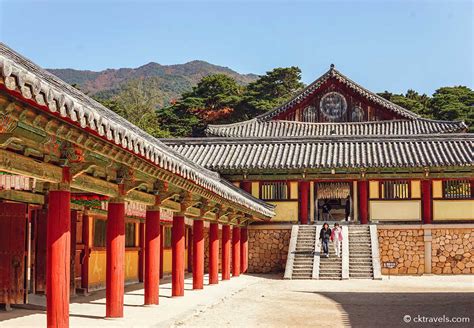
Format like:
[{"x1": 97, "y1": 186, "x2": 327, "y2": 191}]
[{"x1": 48, "y1": 61, "x2": 257, "y2": 108}]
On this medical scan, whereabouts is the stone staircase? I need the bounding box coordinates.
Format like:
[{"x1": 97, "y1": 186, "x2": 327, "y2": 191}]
[
  {"x1": 291, "y1": 226, "x2": 317, "y2": 279},
  {"x1": 349, "y1": 225, "x2": 374, "y2": 279},
  {"x1": 319, "y1": 241, "x2": 342, "y2": 280}
]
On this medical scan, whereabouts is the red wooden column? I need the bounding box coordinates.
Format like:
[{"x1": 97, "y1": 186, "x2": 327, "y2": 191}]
[
  {"x1": 46, "y1": 171, "x2": 71, "y2": 328},
  {"x1": 358, "y1": 180, "x2": 369, "y2": 224},
  {"x1": 232, "y1": 226, "x2": 241, "y2": 277},
  {"x1": 144, "y1": 199, "x2": 161, "y2": 305},
  {"x1": 81, "y1": 213, "x2": 91, "y2": 292},
  {"x1": 421, "y1": 179, "x2": 432, "y2": 224},
  {"x1": 138, "y1": 222, "x2": 145, "y2": 282},
  {"x1": 172, "y1": 214, "x2": 185, "y2": 296},
  {"x1": 159, "y1": 224, "x2": 164, "y2": 279},
  {"x1": 192, "y1": 220, "x2": 204, "y2": 289},
  {"x1": 299, "y1": 181, "x2": 310, "y2": 224},
  {"x1": 106, "y1": 198, "x2": 125, "y2": 318},
  {"x1": 138, "y1": 222, "x2": 145, "y2": 283},
  {"x1": 187, "y1": 227, "x2": 193, "y2": 273},
  {"x1": 240, "y1": 226, "x2": 248, "y2": 273},
  {"x1": 221, "y1": 225, "x2": 231, "y2": 280},
  {"x1": 209, "y1": 223, "x2": 219, "y2": 284}
]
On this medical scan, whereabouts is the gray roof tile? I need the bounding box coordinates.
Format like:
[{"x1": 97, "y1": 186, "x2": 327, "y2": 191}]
[{"x1": 164, "y1": 135, "x2": 473, "y2": 171}]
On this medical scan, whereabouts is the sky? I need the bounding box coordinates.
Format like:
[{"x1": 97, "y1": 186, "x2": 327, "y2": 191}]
[{"x1": 0, "y1": 0, "x2": 472, "y2": 95}]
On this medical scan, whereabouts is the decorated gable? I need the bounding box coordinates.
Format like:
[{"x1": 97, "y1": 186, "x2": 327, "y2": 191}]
[{"x1": 272, "y1": 67, "x2": 411, "y2": 123}]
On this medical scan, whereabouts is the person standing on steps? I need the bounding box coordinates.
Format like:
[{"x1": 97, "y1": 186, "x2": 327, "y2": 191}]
[
  {"x1": 319, "y1": 223, "x2": 331, "y2": 258},
  {"x1": 345, "y1": 195, "x2": 352, "y2": 222},
  {"x1": 321, "y1": 202, "x2": 332, "y2": 221},
  {"x1": 331, "y1": 223, "x2": 343, "y2": 258}
]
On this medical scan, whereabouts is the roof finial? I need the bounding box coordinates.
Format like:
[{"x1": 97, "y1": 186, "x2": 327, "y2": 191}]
[{"x1": 330, "y1": 63, "x2": 335, "y2": 69}]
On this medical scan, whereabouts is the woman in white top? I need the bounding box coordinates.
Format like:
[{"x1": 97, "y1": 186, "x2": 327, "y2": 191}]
[{"x1": 331, "y1": 223, "x2": 343, "y2": 258}]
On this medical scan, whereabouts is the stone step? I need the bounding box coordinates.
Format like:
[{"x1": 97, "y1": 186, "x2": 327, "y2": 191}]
[
  {"x1": 320, "y1": 268, "x2": 342, "y2": 272},
  {"x1": 350, "y1": 261, "x2": 372, "y2": 265},
  {"x1": 319, "y1": 276, "x2": 342, "y2": 280},
  {"x1": 292, "y1": 270, "x2": 313, "y2": 274},
  {"x1": 350, "y1": 274, "x2": 373, "y2": 279},
  {"x1": 350, "y1": 270, "x2": 373, "y2": 274},
  {"x1": 292, "y1": 276, "x2": 312, "y2": 280}
]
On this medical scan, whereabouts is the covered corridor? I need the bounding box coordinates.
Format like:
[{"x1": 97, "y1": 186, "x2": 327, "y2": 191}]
[{"x1": 0, "y1": 43, "x2": 274, "y2": 327}]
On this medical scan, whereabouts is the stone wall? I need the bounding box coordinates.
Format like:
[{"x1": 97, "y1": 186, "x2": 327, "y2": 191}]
[
  {"x1": 248, "y1": 227, "x2": 291, "y2": 273},
  {"x1": 378, "y1": 225, "x2": 474, "y2": 275},
  {"x1": 431, "y1": 228, "x2": 474, "y2": 274},
  {"x1": 378, "y1": 229, "x2": 425, "y2": 275},
  {"x1": 203, "y1": 228, "x2": 222, "y2": 273}
]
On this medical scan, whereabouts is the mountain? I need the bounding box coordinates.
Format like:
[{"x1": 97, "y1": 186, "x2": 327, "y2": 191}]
[{"x1": 47, "y1": 61, "x2": 258, "y2": 107}]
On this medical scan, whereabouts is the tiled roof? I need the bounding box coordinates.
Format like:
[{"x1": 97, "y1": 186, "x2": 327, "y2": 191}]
[
  {"x1": 205, "y1": 65, "x2": 469, "y2": 138},
  {"x1": 257, "y1": 65, "x2": 421, "y2": 121},
  {"x1": 206, "y1": 119, "x2": 467, "y2": 138},
  {"x1": 0, "y1": 43, "x2": 274, "y2": 217},
  {"x1": 164, "y1": 135, "x2": 473, "y2": 171}
]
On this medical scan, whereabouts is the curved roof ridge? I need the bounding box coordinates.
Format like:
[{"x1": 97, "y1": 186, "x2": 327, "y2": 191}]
[
  {"x1": 205, "y1": 117, "x2": 467, "y2": 138},
  {"x1": 207, "y1": 118, "x2": 258, "y2": 129},
  {"x1": 266, "y1": 118, "x2": 466, "y2": 127},
  {"x1": 164, "y1": 133, "x2": 474, "y2": 144}
]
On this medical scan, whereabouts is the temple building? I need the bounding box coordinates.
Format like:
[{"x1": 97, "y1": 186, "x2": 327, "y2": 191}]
[
  {"x1": 0, "y1": 43, "x2": 473, "y2": 327},
  {"x1": 164, "y1": 65, "x2": 473, "y2": 225}
]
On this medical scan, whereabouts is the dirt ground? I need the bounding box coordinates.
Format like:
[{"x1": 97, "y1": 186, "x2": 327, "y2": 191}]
[
  {"x1": 176, "y1": 275, "x2": 474, "y2": 328},
  {"x1": 1, "y1": 274, "x2": 472, "y2": 327}
]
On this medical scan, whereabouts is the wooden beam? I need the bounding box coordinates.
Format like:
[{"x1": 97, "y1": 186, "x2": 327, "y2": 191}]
[{"x1": 0, "y1": 189, "x2": 44, "y2": 204}]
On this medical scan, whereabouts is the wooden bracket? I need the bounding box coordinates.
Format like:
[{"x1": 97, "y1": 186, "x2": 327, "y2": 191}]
[
  {"x1": 0, "y1": 133, "x2": 22, "y2": 148},
  {"x1": 70, "y1": 162, "x2": 97, "y2": 179}
]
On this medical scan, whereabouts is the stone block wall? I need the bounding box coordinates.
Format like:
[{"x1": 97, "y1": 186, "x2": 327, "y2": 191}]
[
  {"x1": 378, "y1": 225, "x2": 474, "y2": 276},
  {"x1": 203, "y1": 228, "x2": 222, "y2": 273},
  {"x1": 378, "y1": 229, "x2": 425, "y2": 275},
  {"x1": 431, "y1": 229, "x2": 474, "y2": 274},
  {"x1": 248, "y1": 227, "x2": 291, "y2": 273}
]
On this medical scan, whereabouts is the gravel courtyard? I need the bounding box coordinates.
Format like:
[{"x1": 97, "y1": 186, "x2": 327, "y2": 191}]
[
  {"x1": 1, "y1": 274, "x2": 472, "y2": 327},
  {"x1": 177, "y1": 275, "x2": 474, "y2": 328}
]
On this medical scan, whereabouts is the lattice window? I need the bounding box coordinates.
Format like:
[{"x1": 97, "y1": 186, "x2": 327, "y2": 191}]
[
  {"x1": 260, "y1": 182, "x2": 289, "y2": 200},
  {"x1": 125, "y1": 222, "x2": 136, "y2": 247},
  {"x1": 164, "y1": 226, "x2": 172, "y2": 248},
  {"x1": 93, "y1": 219, "x2": 106, "y2": 247},
  {"x1": 381, "y1": 180, "x2": 410, "y2": 199},
  {"x1": 302, "y1": 106, "x2": 317, "y2": 122},
  {"x1": 443, "y1": 180, "x2": 471, "y2": 199}
]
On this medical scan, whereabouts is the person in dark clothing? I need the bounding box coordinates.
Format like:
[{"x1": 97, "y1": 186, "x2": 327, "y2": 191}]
[
  {"x1": 319, "y1": 223, "x2": 332, "y2": 257},
  {"x1": 321, "y1": 202, "x2": 332, "y2": 221},
  {"x1": 345, "y1": 195, "x2": 352, "y2": 221}
]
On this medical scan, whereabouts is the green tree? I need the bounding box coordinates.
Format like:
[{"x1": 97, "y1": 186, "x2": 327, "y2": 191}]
[
  {"x1": 158, "y1": 74, "x2": 243, "y2": 136},
  {"x1": 239, "y1": 67, "x2": 304, "y2": 118},
  {"x1": 95, "y1": 79, "x2": 170, "y2": 138},
  {"x1": 430, "y1": 86, "x2": 474, "y2": 130},
  {"x1": 378, "y1": 90, "x2": 431, "y2": 117}
]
